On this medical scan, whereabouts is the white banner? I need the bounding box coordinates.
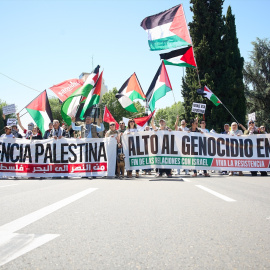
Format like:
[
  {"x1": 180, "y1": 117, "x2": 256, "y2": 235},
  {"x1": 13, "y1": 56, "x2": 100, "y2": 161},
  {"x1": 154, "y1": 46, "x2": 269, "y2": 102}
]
[
  {"x1": 0, "y1": 137, "x2": 117, "y2": 177},
  {"x1": 122, "y1": 131, "x2": 270, "y2": 171},
  {"x1": 192, "y1": 103, "x2": 206, "y2": 114},
  {"x1": 7, "y1": 118, "x2": 17, "y2": 126},
  {"x1": 2, "y1": 104, "x2": 16, "y2": 115},
  {"x1": 248, "y1": 112, "x2": 256, "y2": 121}
]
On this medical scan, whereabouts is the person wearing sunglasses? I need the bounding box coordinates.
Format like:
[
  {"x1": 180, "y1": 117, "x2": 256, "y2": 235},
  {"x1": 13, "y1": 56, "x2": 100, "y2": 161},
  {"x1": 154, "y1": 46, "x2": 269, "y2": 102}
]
[
  {"x1": 260, "y1": 126, "x2": 267, "y2": 134},
  {"x1": 118, "y1": 121, "x2": 126, "y2": 134},
  {"x1": 244, "y1": 120, "x2": 259, "y2": 135},
  {"x1": 124, "y1": 119, "x2": 140, "y2": 178}
]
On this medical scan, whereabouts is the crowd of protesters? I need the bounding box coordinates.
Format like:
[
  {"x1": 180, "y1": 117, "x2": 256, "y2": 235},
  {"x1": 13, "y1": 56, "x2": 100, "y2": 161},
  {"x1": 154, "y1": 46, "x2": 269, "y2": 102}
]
[{"x1": 1, "y1": 113, "x2": 269, "y2": 178}]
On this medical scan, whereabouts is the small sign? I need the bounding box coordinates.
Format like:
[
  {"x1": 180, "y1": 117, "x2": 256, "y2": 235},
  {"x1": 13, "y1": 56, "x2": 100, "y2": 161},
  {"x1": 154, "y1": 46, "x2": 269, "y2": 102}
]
[
  {"x1": 192, "y1": 103, "x2": 206, "y2": 114},
  {"x1": 248, "y1": 112, "x2": 256, "y2": 121},
  {"x1": 2, "y1": 104, "x2": 16, "y2": 115},
  {"x1": 7, "y1": 118, "x2": 17, "y2": 126}
]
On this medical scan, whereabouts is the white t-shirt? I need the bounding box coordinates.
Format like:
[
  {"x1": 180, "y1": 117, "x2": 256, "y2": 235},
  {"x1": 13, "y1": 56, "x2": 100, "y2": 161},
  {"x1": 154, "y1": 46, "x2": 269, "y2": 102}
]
[
  {"x1": 124, "y1": 128, "x2": 138, "y2": 134},
  {"x1": 1, "y1": 133, "x2": 14, "y2": 138},
  {"x1": 178, "y1": 126, "x2": 189, "y2": 131}
]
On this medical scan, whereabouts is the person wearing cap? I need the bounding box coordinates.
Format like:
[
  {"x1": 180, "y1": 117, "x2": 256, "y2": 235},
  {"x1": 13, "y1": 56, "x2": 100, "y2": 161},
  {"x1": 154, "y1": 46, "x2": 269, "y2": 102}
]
[
  {"x1": 2, "y1": 113, "x2": 22, "y2": 138},
  {"x1": 1, "y1": 126, "x2": 14, "y2": 138},
  {"x1": 221, "y1": 123, "x2": 230, "y2": 134},
  {"x1": 151, "y1": 116, "x2": 173, "y2": 178},
  {"x1": 16, "y1": 112, "x2": 35, "y2": 139},
  {"x1": 71, "y1": 115, "x2": 104, "y2": 138}
]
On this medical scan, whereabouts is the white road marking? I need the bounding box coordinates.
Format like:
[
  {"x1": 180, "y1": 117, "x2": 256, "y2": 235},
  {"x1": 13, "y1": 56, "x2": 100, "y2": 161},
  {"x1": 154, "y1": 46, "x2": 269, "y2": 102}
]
[
  {"x1": 0, "y1": 187, "x2": 98, "y2": 266},
  {"x1": 0, "y1": 233, "x2": 59, "y2": 266},
  {"x1": 0, "y1": 187, "x2": 98, "y2": 233},
  {"x1": 0, "y1": 184, "x2": 18, "y2": 188},
  {"x1": 196, "y1": 185, "x2": 236, "y2": 202}
]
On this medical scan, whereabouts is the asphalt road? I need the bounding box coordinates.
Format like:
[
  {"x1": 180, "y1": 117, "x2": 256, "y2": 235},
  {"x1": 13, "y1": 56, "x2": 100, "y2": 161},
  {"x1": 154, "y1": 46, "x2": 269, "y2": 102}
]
[{"x1": 0, "y1": 172, "x2": 270, "y2": 270}]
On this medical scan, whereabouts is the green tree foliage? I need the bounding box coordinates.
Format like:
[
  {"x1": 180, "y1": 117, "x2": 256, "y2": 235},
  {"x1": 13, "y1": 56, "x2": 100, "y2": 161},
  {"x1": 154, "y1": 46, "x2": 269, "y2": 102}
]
[
  {"x1": 155, "y1": 102, "x2": 184, "y2": 129},
  {"x1": 181, "y1": 1, "x2": 246, "y2": 132},
  {"x1": 0, "y1": 100, "x2": 9, "y2": 135},
  {"x1": 49, "y1": 97, "x2": 63, "y2": 123},
  {"x1": 243, "y1": 38, "x2": 270, "y2": 129},
  {"x1": 100, "y1": 88, "x2": 145, "y2": 129}
]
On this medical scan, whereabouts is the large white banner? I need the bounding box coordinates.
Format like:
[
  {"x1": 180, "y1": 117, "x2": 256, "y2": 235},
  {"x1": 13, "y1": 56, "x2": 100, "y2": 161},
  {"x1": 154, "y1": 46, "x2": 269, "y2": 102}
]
[
  {"x1": 0, "y1": 137, "x2": 117, "y2": 177},
  {"x1": 122, "y1": 131, "x2": 270, "y2": 171}
]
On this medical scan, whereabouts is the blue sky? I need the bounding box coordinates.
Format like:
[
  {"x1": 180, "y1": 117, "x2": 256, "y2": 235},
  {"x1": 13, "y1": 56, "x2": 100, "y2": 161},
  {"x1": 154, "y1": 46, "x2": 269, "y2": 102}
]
[{"x1": 0, "y1": 0, "x2": 269, "y2": 127}]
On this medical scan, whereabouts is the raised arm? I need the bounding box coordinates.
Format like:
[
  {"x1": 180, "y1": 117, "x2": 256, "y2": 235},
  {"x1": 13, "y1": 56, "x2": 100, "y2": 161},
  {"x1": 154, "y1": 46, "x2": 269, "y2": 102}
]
[
  {"x1": 16, "y1": 113, "x2": 26, "y2": 132},
  {"x1": 151, "y1": 116, "x2": 157, "y2": 131},
  {"x1": 175, "y1": 115, "x2": 179, "y2": 131}
]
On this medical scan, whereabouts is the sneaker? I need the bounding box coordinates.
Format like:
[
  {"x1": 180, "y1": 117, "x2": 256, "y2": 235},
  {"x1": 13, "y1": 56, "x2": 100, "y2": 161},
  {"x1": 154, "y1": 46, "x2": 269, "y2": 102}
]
[
  {"x1": 199, "y1": 170, "x2": 203, "y2": 175},
  {"x1": 238, "y1": 172, "x2": 244, "y2": 176},
  {"x1": 155, "y1": 173, "x2": 161, "y2": 177},
  {"x1": 228, "y1": 172, "x2": 234, "y2": 176},
  {"x1": 222, "y1": 172, "x2": 227, "y2": 175}
]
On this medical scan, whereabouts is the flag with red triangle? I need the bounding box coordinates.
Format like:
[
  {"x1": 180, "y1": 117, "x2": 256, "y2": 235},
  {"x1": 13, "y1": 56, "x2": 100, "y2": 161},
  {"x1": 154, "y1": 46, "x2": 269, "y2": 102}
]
[
  {"x1": 116, "y1": 73, "x2": 146, "y2": 113},
  {"x1": 103, "y1": 106, "x2": 119, "y2": 129},
  {"x1": 146, "y1": 61, "x2": 172, "y2": 112},
  {"x1": 134, "y1": 110, "x2": 155, "y2": 131},
  {"x1": 80, "y1": 71, "x2": 103, "y2": 120},
  {"x1": 160, "y1": 46, "x2": 196, "y2": 68},
  {"x1": 140, "y1": 4, "x2": 192, "y2": 51},
  {"x1": 25, "y1": 90, "x2": 53, "y2": 135}
]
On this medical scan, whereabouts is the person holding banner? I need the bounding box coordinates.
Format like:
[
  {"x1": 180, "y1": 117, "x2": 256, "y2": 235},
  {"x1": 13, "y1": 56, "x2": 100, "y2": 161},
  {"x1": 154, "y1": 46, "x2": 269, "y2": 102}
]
[
  {"x1": 151, "y1": 117, "x2": 173, "y2": 178},
  {"x1": 29, "y1": 126, "x2": 42, "y2": 140},
  {"x1": 228, "y1": 122, "x2": 244, "y2": 176},
  {"x1": 43, "y1": 122, "x2": 53, "y2": 139},
  {"x1": 260, "y1": 126, "x2": 267, "y2": 134},
  {"x1": 189, "y1": 119, "x2": 210, "y2": 177},
  {"x1": 71, "y1": 115, "x2": 104, "y2": 138},
  {"x1": 49, "y1": 120, "x2": 66, "y2": 139},
  {"x1": 1, "y1": 125, "x2": 14, "y2": 138},
  {"x1": 244, "y1": 120, "x2": 260, "y2": 135},
  {"x1": 175, "y1": 116, "x2": 189, "y2": 132},
  {"x1": 124, "y1": 119, "x2": 140, "y2": 178}
]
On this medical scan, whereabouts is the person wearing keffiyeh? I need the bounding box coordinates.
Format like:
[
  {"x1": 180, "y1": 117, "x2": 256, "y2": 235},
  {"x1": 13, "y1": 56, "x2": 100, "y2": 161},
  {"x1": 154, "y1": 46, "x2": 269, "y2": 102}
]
[{"x1": 49, "y1": 120, "x2": 66, "y2": 139}]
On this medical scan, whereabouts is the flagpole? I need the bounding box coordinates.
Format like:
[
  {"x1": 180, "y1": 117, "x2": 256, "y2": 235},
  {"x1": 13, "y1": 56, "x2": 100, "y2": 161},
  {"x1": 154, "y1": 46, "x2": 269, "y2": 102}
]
[{"x1": 221, "y1": 102, "x2": 239, "y2": 124}]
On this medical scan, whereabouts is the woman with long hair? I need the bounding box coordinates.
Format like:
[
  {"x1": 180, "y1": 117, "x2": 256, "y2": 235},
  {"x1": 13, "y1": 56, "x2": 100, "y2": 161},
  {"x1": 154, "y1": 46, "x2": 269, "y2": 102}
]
[{"x1": 124, "y1": 119, "x2": 139, "y2": 178}]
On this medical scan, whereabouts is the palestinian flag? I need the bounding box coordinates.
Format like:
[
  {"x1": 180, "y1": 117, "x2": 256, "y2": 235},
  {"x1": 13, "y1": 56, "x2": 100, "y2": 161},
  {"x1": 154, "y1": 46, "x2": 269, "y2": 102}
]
[
  {"x1": 116, "y1": 73, "x2": 146, "y2": 113},
  {"x1": 61, "y1": 65, "x2": 100, "y2": 125},
  {"x1": 25, "y1": 90, "x2": 53, "y2": 135},
  {"x1": 146, "y1": 61, "x2": 172, "y2": 112},
  {"x1": 140, "y1": 4, "x2": 192, "y2": 51},
  {"x1": 160, "y1": 46, "x2": 196, "y2": 68},
  {"x1": 80, "y1": 71, "x2": 103, "y2": 120},
  {"x1": 197, "y1": 86, "x2": 222, "y2": 106}
]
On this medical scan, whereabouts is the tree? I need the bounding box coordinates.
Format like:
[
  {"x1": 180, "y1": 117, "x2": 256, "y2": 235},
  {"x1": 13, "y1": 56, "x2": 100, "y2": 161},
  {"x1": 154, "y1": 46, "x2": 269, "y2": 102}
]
[
  {"x1": 155, "y1": 102, "x2": 184, "y2": 129},
  {"x1": 0, "y1": 100, "x2": 9, "y2": 135},
  {"x1": 48, "y1": 97, "x2": 63, "y2": 123},
  {"x1": 100, "y1": 88, "x2": 145, "y2": 129},
  {"x1": 243, "y1": 38, "x2": 270, "y2": 129},
  {"x1": 181, "y1": 1, "x2": 246, "y2": 132}
]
